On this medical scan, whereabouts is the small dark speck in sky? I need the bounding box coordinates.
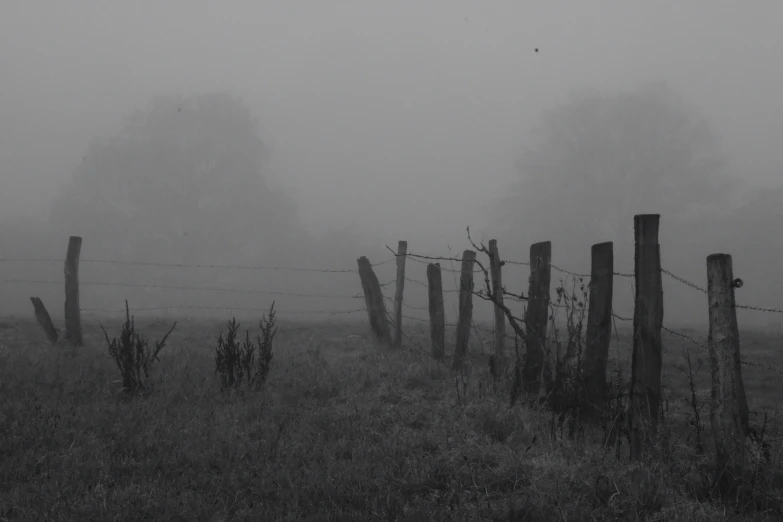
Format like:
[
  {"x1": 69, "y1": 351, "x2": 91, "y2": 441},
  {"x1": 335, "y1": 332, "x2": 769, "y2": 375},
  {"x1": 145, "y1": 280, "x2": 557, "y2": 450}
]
[{"x1": 535, "y1": 48, "x2": 539, "y2": 52}]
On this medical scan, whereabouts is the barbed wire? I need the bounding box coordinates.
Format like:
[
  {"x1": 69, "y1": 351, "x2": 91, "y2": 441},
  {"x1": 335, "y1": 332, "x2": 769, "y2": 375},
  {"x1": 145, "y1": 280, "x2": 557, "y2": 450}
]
[
  {"x1": 612, "y1": 312, "x2": 633, "y2": 322},
  {"x1": 81, "y1": 305, "x2": 366, "y2": 316},
  {"x1": 400, "y1": 313, "x2": 518, "y2": 343},
  {"x1": 404, "y1": 252, "x2": 638, "y2": 284},
  {"x1": 382, "y1": 295, "x2": 429, "y2": 312},
  {"x1": 503, "y1": 260, "x2": 529, "y2": 266},
  {"x1": 402, "y1": 314, "x2": 430, "y2": 325},
  {"x1": 549, "y1": 263, "x2": 590, "y2": 279},
  {"x1": 740, "y1": 359, "x2": 783, "y2": 377},
  {"x1": 661, "y1": 325, "x2": 709, "y2": 350},
  {"x1": 5, "y1": 249, "x2": 783, "y2": 321},
  {"x1": 399, "y1": 308, "x2": 783, "y2": 376},
  {"x1": 736, "y1": 303, "x2": 783, "y2": 314},
  {"x1": 1, "y1": 278, "x2": 363, "y2": 299},
  {"x1": 403, "y1": 276, "x2": 461, "y2": 293},
  {"x1": 381, "y1": 309, "x2": 427, "y2": 353},
  {"x1": 661, "y1": 268, "x2": 706, "y2": 294},
  {"x1": 406, "y1": 255, "x2": 481, "y2": 273},
  {"x1": 371, "y1": 258, "x2": 397, "y2": 268},
  {"x1": 404, "y1": 276, "x2": 428, "y2": 288},
  {"x1": 0, "y1": 256, "x2": 396, "y2": 273}
]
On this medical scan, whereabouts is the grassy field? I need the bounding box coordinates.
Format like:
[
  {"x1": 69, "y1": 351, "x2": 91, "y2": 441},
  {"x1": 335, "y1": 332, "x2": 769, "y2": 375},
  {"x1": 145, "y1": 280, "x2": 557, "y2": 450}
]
[{"x1": 1, "y1": 316, "x2": 783, "y2": 521}]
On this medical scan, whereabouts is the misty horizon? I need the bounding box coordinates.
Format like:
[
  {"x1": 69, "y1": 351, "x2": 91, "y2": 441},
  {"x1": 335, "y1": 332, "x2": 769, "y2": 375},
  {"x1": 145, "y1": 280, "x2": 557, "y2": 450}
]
[{"x1": 2, "y1": 2, "x2": 783, "y2": 327}]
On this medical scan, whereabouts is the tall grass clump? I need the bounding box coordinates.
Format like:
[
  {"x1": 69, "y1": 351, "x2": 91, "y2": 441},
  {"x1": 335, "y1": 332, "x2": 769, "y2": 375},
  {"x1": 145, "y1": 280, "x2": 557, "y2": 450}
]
[
  {"x1": 215, "y1": 302, "x2": 277, "y2": 392},
  {"x1": 100, "y1": 300, "x2": 176, "y2": 395}
]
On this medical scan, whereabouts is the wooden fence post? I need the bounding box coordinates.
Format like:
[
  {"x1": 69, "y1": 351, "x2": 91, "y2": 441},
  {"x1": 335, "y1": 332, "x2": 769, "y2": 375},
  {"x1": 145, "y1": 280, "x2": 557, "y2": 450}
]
[
  {"x1": 427, "y1": 263, "x2": 445, "y2": 360},
  {"x1": 583, "y1": 242, "x2": 614, "y2": 421},
  {"x1": 707, "y1": 253, "x2": 749, "y2": 493},
  {"x1": 489, "y1": 239, "x2": 505, "y2": 379},
  {"x1": 64, "y1": 236, "x2": 83, "y2": 346},
  {"x1": 629, "y1": 215, "x2": 663, "y2": 460},
  {"x1": 523, "y1": 241, "x2": 551, "y2": 395},
  {"x1": 30, "y1": 297, "x2": 58, "y2": 344},
  {"x1": 453, "y1": 250, "x2": 475, "y2": 370},
  {"x1": 393, "y1": 241, "x2": 407, "y2": 348},
  {"x1": 357, "y1": 256, "x2": 391, "y2": 345}
]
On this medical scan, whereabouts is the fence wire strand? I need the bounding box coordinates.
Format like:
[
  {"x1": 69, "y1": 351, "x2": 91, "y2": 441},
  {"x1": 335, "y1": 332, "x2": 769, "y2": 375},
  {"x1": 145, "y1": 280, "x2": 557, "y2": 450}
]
[
  {"x1": 81, "y1": 305, "x2": 366, "y2": 316},
  {"x1": 2, "y1": 278, "x2": 363, "y2": 299},
  {"x1": 5, "y1": 250, "x2": 783, "y2": 356},
  {"x1": 0, "y1": 256, "x2": 396, "y2": 273}
]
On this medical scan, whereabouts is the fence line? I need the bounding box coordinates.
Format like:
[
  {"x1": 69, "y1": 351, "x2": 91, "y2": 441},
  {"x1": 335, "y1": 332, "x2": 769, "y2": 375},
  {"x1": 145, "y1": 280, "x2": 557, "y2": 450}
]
[
  {"x1": 80, "y1": 305, "x2": 366, "y2": 316},
  {"x1": 0, "y1": 256, "x2": 396, "y2": 272},
  {"x1": 4, "y1": 237, "x2": 783, "y2": 353},
  {"x1": 1, "y1": 279, "x2": 364, "y2": 300},
  {"x1": 8, "y1": 216, "x2": 783, "y2": 485},
  {"x1": 6, "y1": 227, "x2": 783, "y2": 469},
  {"x1": 5, "y1": 250, "x2": 782, "y2": 330}
]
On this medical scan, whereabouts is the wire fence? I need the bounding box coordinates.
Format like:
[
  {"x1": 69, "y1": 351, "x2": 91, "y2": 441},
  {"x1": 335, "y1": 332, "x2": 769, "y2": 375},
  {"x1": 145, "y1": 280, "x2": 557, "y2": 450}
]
[
  {"x1": 386, "y1": 250, "x2": 783, "y2": 387},
  {"x1": 2, "y1": 248, "x2": 783, "y2": 348},
  {"x1": 5, "y1": 241, "x2": 783, "y2": 428},
  {"x1": 0, "y1": 256, "x2": 398, "y2": 320},
  {"x1": 7, "y1": 235, "x2": 783, "y2": 477}
]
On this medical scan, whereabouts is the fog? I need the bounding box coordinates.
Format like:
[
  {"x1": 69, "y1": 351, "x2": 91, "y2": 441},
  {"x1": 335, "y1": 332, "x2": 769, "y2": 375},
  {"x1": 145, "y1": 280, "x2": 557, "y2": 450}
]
[{"x1": 2, "y1": 1, "x2": 782, "y2": 329}]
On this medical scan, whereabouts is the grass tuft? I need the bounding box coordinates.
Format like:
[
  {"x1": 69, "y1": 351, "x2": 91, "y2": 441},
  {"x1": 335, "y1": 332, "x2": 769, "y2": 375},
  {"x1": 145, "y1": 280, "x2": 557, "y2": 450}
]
[
  {"x1": 99, "y1": 300, "x2": 175, "y2": 395},
  {"x1": 214, "y1": 303, "x2": 277, "y2": 392}
]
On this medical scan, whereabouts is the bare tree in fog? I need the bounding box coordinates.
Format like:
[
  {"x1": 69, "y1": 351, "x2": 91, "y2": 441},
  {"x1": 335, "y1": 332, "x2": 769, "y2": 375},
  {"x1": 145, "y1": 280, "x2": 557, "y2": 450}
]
[
  {"x1": 49, "y1": 92, "x2": 306, "y2": 266},
  {"x1": 492, "y1": 82, "x2": 734, "y2": 259},
  {"x1": 489, "y1": 82, "x2": 783, "y2": 325}
]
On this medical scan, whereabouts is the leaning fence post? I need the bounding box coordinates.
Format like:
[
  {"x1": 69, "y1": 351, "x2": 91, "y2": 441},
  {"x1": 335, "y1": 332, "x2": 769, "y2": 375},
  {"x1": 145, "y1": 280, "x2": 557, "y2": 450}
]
[
  {"x1": 489, "y1": 239, "x2": 505, "y2": 379},
  {"x1": 523, "y1": 241, "x2": 551, "y2": 395},
  {"x1": 30, "y1": 297, "x2": 58, "y2": 344},
  {"x1": 629, "y1": 214, "x2": 663, "y2": 460},
  {"x1": 707, "y1": 253, "x2": 749, "y2": 493},
  {"x1": 427, "y1": 263, "x2": 445, "y2": 360},
  {"x1": 64, "y1": 236, "x2": 83, "y2": 346},
  {"x1": 393, "y1": 241, "x2": 407, "y2": 348},
  {"x1": 583, "y1": 242, "x2": 614, "y2": 421},
  {"x1": 357, "y1": 256, "x2": 391, "y2": 345},
  {"x1": 453, "y1": 250, "x2": 475, "y2": 370}
]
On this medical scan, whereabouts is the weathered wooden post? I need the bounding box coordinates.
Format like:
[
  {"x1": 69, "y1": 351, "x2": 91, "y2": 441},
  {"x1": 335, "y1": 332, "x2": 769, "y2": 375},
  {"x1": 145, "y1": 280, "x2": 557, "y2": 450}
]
[
  {"x1": 452, "y1": 250, "x2": 475, "y2": 370},
  {"x1": 583, "y1": 242, "x2": 613, "y2": 421},
  {"x1": 629, "y1": 215, "x2": 663, "y2": 460},
  {"x1": 357, "y1": 256, "x2": 391, "y2": 345},
  {"x1": 427, "y1": 263, "x2": 445, "y2": 360},
  {"x1": 523, "y1": 241, "x2": 551, "y2": 395},
  {"x1": 393, "y1": 241, "x2": 407, "y2": 348},
  {"x1": 489, "y1": 239, "x2": 505, "y2": 379},
  {"x1": 30, "y1": 297, "x2": 58, "y2": 344},
  {"x1": 707, "y1": 253, "x2": 749, "y2": 493},
  {"x1": 64, "y1": 236, "x2": 83, "y2": 346}
]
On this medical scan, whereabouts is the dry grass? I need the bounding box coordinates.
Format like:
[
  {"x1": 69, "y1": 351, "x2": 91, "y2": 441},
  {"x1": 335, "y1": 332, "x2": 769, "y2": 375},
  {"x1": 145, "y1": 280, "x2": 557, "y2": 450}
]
[{"x1": 1, "y1": 316, "x2": 782, "y2": 521}]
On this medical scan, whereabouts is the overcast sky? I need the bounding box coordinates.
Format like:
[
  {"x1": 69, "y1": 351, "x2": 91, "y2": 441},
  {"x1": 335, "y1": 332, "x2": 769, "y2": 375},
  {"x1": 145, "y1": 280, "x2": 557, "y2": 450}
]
[{"x1": 2, "y1": 1, "x2": 782, "y2": 248}]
